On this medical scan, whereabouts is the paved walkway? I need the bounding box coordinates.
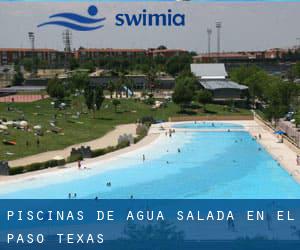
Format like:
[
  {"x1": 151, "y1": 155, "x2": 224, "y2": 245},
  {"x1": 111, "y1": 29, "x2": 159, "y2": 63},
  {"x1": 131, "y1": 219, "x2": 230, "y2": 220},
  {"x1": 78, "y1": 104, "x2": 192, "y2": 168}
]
[{"x1": 9, "y1": 124, "x2": 137, "y2": 167}]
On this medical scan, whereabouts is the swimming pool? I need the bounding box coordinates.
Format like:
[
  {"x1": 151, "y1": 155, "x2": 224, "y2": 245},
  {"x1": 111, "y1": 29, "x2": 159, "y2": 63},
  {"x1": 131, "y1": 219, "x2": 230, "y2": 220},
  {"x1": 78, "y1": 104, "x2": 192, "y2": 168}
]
[
  {"x1": 172, "y1": 121, "x2": 243, "y2": 129},
  {"x1": 1, "y1": 122, "x2": 300, "y2": 199}
]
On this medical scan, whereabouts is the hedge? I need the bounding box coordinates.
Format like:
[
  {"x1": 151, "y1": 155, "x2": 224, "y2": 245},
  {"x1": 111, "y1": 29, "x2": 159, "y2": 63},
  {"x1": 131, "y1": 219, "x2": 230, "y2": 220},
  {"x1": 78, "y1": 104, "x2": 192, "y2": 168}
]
[
  {"x1": 9, "y1": 159, "x2": 66, "y2": 175},
  {"x1": 10, "y1": 128, "x2": 148, "y2": 175},
  {"x1": 91, "y1": 141, "x2": 130, "y2": 158},
  {"x1": 67, "y1": 154, "x2": 83, "y2": 163}
]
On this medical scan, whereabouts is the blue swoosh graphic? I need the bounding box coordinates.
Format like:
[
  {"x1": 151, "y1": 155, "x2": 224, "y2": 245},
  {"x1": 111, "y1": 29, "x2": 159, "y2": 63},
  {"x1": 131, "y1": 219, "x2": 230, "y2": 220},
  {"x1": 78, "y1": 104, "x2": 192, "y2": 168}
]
[
  {"x1": 49, "y1": 12, "x2": 106, "y2": 24},
  {"x1": 37, "y1": 21, "x2": 104, "y2": 31}
]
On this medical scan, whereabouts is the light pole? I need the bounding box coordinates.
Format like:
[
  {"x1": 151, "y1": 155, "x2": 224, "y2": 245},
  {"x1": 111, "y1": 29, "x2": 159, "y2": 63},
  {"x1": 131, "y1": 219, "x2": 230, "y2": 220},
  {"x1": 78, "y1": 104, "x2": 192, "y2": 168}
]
[
  {"x1": 62, "y1": 29, "x2": 72, "y2": 71},
  {"x1": 216, "y1": 21, "x2": 222, "y2": 60},
  {"x1": 207, "y1": 28, "x2": 212, "y2": 56},
  {"x1": 28, "y1": 32, "x2": 36, "y2": 75},
  {"x1": 297, "y1": 38, "x2": 300, "y2": 49}
]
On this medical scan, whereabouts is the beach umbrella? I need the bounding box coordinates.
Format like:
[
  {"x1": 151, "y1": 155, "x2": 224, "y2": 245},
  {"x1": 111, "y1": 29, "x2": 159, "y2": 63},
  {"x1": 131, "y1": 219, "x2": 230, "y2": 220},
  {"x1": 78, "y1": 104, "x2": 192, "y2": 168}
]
[
  {"x1": 20, "y1": 121, "x2": 28, "y2": 128},
  {"x1": 33, "y1": 125, "x2": 42, "y2": 130},
  {"x1": 274, "y1": 130, "x2": 285, "y2": 135},
  {"x1": 0, "y1": 124, "x2": 8, "y2": 130},
  {"x1": 53, "y1": 156, "x2": 64, "y2": 161}
]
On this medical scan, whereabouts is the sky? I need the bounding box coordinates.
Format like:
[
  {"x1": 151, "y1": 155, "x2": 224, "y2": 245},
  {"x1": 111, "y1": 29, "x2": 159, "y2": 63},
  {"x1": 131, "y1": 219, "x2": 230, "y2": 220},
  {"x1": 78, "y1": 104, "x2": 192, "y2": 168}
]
[{"x1": 0, "y1": 2, "x2": 299, "y2": 53}]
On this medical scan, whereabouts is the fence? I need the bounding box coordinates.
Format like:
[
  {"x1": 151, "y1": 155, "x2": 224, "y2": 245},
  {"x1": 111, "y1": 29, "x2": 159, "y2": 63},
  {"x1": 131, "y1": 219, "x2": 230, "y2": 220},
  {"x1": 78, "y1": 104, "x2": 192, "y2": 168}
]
[{"x1": 168, "y1": 115, "x2": 254, "y2": 122}]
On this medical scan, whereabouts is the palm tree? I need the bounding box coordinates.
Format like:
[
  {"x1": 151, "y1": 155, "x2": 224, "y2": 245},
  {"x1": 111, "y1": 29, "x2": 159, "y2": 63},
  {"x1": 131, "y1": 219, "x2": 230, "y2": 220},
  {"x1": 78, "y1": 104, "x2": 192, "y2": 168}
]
[
  {"x1": 146, "y1": 67, "x2": 157, "y2": 93},
  {"x1": 107, "y1": 80, "x2": 115, "y2": 99},
  {"x1": 112, "y1": 99, "x2": 121, "y2": 112},
  {"x1": 117, "y1": 72, "x2": 127, "y2": 98}
]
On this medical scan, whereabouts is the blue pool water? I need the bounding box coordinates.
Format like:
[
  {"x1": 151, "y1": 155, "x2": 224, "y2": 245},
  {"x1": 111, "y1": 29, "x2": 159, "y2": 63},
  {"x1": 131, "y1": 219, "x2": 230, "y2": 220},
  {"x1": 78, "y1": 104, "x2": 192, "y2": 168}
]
[
  {"x1": 1, "y1": 0, "x2": 300, "y2": 2},
  {"x1": 173, "y1": 122, "x2": 243, "y2": 129},
  {"x1": 1, "y1": 123, "x2": 300, "y2": 199}
]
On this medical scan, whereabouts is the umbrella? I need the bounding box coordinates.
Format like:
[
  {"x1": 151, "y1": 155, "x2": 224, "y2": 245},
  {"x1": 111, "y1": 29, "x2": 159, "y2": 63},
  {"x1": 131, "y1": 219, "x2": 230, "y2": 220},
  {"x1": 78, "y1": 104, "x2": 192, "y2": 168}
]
[
  {"x1": 53, "y1": 156, "x2": 64, "y2": 161},
  {"x1": 274, "y1": 130, "x2": 286, "y2": 135},
  {"x1": 0, "y1": 124, "x2": 8, "y2": 130},
  {"x1": 20, "y1": 121, "x2": 28, "y2": 128},
  {"x1": 33, "y1": 125, "x2": 42, "y2": 130}
]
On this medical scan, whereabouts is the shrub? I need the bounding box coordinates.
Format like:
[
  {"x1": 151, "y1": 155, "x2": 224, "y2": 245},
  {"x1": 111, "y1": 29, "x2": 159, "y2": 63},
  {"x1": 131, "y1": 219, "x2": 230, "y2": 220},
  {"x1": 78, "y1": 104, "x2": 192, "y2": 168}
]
[
  {"x1": 143, "y1": 97, "x2": 155, "y2": 105},
  {"x1": 136, "y1": 124, "x2": 148, "y2": 136},
  {"x1": 9, "y1": 166, "x2": 25, "y2": 175},
  {"x1": 140, "y1": 116, "x2": 155, "y2": 124},
  {"x1": 134, "y1": 124, "x2": 149, "y2": 143},
  {"x1": 116, "y1": 140, "x2": 130, "y2": 149},
  {"x1": 91, "y1": 148, "x2": 106, "y2": 158},
  {"x1": 67, "y1": 154, "x2": 83, "y2": 163},
  {"x1": 10, "y1": 159, "x2": 66, "y2": 175}
]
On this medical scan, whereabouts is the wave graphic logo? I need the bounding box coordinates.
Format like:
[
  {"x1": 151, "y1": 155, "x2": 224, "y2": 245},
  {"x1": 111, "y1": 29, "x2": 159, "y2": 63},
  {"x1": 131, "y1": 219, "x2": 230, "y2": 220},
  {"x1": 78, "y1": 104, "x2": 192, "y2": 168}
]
[{"x1": 37, "y1": 5, "x2": 105, "y2": 31}]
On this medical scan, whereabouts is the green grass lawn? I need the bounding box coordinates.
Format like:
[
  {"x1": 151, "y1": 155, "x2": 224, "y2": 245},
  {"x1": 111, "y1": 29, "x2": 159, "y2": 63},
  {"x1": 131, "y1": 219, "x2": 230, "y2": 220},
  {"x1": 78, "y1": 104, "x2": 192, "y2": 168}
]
[{"x1": 0, "y1": 97, "x2": 251, "y2": 161}]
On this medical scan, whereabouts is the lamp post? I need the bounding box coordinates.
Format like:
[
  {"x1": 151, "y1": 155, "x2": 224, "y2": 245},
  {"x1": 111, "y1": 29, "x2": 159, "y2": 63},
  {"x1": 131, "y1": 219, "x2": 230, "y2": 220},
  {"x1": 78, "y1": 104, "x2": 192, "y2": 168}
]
[
  {"x1": 216, "y1": 21, "x2": 222, "y2": 59},
  {"x1": 207, "y1": 28, "x2": 212, "y2": 56},
  {"x1": 297, "y1": 38, "x2": 300, "y2": 49},
  {"x1": 28, "y1": 32, "x2": 36, "y2": 75}
]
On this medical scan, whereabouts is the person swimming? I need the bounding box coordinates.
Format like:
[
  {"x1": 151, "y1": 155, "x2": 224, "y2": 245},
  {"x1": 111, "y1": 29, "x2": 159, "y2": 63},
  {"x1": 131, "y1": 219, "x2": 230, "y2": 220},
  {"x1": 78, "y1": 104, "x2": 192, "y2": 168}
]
[
  {"x1": 143, "y1": 154, "x2": 145, "y2": 162},
  {"x1": 178, "y1": 148, "x2": 181, "y2": 153}
]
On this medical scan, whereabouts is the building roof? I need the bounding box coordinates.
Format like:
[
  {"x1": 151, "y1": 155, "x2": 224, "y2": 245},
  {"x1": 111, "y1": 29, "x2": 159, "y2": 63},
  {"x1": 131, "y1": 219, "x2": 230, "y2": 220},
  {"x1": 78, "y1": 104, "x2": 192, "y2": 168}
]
[
  {"x1": 0, "y1": 48, "x2": 58, "y2": 52},
  {"x1": 77, "y1": 48, "x2": 146, "y2": 53},
  {"x1": 190, "y1": 63, "x2": 228, "y2": 79},
  {"x1": 150, "y1": 49, "x2": 187, "y2": 53},
  {"x1": 199, "y1": 80, "x2": 248, "y2": 90}
]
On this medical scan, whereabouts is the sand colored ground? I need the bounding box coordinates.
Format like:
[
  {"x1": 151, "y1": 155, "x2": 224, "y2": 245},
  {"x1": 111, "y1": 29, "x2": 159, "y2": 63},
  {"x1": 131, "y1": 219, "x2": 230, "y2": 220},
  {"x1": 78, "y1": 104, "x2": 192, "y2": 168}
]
[{"x1": 8, "y1": 123, "x2": 137, "y2": 167}]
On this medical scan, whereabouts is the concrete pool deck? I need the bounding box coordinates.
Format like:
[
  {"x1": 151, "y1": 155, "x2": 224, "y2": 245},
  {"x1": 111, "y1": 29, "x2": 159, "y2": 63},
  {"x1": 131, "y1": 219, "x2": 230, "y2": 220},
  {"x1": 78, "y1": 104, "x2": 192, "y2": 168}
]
[{"x1": 1, "y1": 119, "x2": 300, "y2": 188}]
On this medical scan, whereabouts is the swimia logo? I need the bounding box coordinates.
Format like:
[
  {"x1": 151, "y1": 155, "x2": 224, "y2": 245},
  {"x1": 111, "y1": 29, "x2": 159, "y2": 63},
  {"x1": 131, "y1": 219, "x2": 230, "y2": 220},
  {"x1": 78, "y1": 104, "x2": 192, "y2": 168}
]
[
  {"x1": 37, "y1": 5, "x2": 106, "y2": 31},
  {"x1": 115, "y1": 9, "x2": 185, "y2": 27},
  {"x1": 37, "y1": 5, "x2": 185, "y2": 31}
]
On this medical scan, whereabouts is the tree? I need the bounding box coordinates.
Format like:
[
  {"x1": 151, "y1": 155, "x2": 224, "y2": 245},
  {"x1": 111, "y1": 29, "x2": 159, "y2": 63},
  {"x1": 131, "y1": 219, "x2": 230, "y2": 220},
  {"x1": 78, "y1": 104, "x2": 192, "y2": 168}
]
[
  {"x1": 69, "y1": 72, "x2": 89, "y2": 91},
  {"x1": 112, "y1": 99, "x2": 121, "y2": 113},
  {"x1": 197, "y1": 90, "x2": 213, "y2": 112},
  {"x1": 166, "y1": 55, "x2": 192, "y2": 76},
  {"x1": 81, "y1": 60, "x2": 95, "y2": 73},
  {"x1": 107, "y1": 81, "x2": 115, "y2": 99},
  {"x1": 69, "y1": 58, "x2": 80, "y2": 70},
  {"x1": 12, "y1": 69, "x2": 24, "y2": 86},
  {"x1": 21, "y1": 58, "x2": 33, "y2": 72},
  {"x1": 46, "y1": 77, "x2": 67, "y2": 100},
  {"x1": 157, "y1": 45, "x2": 167, "y2": 50},
  {"x1": 291, "y1": 62, "x2": 300, "y2": 80},
  {"x1": 84, "y1": 85, "x2": 105, "y2": 118},
  {"x1": 146, "y1": 68, "x2": 157, "y2": 92},
  {"x1": 116, "y1": 72, "x2": 127, "y2": 98},
  {"x1": 172, "y1": 76, "x2": 196, "y2": 111}
]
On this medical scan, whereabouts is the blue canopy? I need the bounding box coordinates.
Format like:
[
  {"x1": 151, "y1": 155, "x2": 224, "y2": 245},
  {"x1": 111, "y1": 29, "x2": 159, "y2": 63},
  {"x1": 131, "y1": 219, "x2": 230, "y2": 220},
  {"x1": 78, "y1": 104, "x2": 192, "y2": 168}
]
[{"x1": 274, "y1": 130, "x2": 285, "y2": 135}]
